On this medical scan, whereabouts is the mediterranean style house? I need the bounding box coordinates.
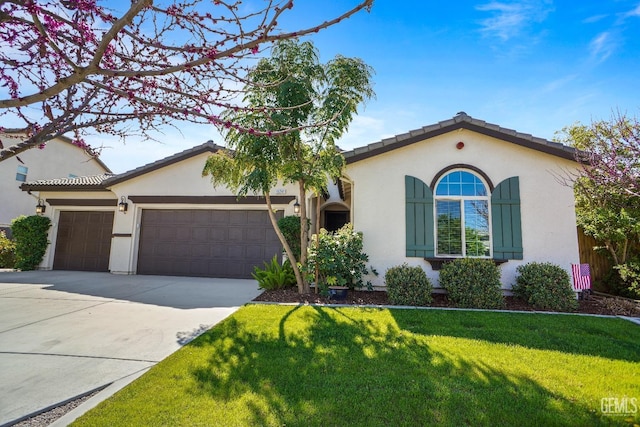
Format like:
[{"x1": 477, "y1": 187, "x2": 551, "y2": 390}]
[
  {"x1": 1, "y1": 132, "x2": 111, "y2": 235},
  {"x1": 21, "y1": 113, "x2": 581, "y2": 289}
]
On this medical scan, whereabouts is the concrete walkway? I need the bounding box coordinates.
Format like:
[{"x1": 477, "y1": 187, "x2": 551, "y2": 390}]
[{"x1": 0, "y1": 270, "x2": 261, "y2": 426}]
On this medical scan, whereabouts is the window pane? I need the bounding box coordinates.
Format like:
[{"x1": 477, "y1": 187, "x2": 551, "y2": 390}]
[
  {"x1": 436, "y1": 171, "x2": 487, "y2": 196},
  {"x1": 464, "y1": 200, "x2": 490, "y2": 256},
  {"x1": 436, "y1": 200, "x2": 462, "y2": 255}
]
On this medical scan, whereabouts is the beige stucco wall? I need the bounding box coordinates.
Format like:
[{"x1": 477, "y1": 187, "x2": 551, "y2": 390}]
[
  {"x1": 0, "y1": 136, "x2": 108, "y2": 228},
  {"x1": 345, "y1": 129, "x2": 580, "y2": 289}
]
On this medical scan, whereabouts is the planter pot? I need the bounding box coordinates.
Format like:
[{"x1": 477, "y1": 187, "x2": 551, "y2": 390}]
[{"x1": 328, "y1": 286, "x2": 349, "y2": 301}]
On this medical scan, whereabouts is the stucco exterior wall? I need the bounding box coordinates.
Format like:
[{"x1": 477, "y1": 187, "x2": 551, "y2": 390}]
[
  {"x1": 0, "y1": 136, "x2": 109, "y2": 228},
  {"x1": 345, "y1": 129, "x2": 580, "y2": 289}
]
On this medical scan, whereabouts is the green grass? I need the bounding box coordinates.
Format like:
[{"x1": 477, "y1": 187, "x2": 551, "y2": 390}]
[{"x1": 74, "y1": 305, "x2": 640, "y2": 427}]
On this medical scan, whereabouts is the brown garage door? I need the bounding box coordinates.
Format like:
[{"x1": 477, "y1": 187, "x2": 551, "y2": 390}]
[
  {"x1": 53, "y1": 211, "x2": 114, "y2": 272},
  {"x1": 137, "y1": 209, "x2": 283, "y2": 279}
]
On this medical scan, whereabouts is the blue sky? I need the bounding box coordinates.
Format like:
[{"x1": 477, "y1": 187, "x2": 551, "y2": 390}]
[{"x1": 99, "y1": 0, "x2": 640, "y2": 173}]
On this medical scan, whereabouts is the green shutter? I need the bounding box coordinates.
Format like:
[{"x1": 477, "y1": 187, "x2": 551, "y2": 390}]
[
  {"x1": 491, "y1": 177, "x2": 523, "y2": 260},
  {"x1": 406, "y1": 175, "x2": 434, "y2": 257}
]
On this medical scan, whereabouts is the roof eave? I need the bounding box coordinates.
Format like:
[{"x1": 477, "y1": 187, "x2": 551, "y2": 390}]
[
  {"x1": 344, "y1": 118, "x2": 577, "y2": 164},
  {"x1": 20, "y1": 183, "x2": 110, "y2": 192}
]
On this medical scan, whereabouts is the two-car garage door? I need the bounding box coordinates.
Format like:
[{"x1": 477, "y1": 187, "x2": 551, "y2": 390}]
[{"x1": 136, "y1": 209, "x2": 283, "y2": 279}]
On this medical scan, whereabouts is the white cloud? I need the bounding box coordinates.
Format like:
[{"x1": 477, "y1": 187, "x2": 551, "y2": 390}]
[
  {"x1": 589, "y1": 31, "x2": 616, "y2": 63},
  {"x1": 625, "y1": 3, "x2": 640, "y2": 18},
  {"x1": 476, "y1": 0, "x2": 554, "y2": 42}
]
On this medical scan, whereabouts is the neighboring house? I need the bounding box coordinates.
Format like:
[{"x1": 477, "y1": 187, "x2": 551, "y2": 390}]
[
  {"x1": 21, "y1": 113, "x2": 581, "y2": 288},
  {"x1": 0, "y1": 132, "x2": 111, "y2": 234}
]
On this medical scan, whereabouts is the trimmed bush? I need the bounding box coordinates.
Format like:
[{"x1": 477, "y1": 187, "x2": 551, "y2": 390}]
[
  {"x1": 0, "y1": 231, "x2": 16, "y2": 268},
  {"x1": 439, "y1": 258, "x2": 504, "y2": 309},
  {"x1": 277, "y1": 215, "x2": 309, "y2": 261},
  {"x1": 11, "y1": 215, "x2": 51, "y2": 271},
  {"x1": 513, "y1": 262, "x2": 578, "y2": 311},
  {"x1": 385, "y1": 263, "x2": 433, "y2": 306}
]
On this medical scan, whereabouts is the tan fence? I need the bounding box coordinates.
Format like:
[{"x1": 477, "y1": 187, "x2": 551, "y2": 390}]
[{"x1": 576, "y1": 227, "x2": 612, "y2": 284}]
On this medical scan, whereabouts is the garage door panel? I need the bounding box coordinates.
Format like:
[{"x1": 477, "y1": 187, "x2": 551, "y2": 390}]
[
  {"x1": 210, "y1": 228, "x2": 227, "y2": 241},
  {"x1": 54, "y1": 211, "x2": 113, "y2": 272},
  {"x1": 228, "y1": 228, "x2": 243, "y2": 241},
  {"x1": 211, "y1": 210, "x2": 229, "y2": 224},
  {"x1": 192, "y1": 244, "x2": 210, "y2": 257},
  {"x1": 137, "y1": 209, "x2": 282, "y2": 278},
  {"x1": 246, "y1": 245, "x2": 265, "y2": 259},
  {"x1": 246, "y1": 228, "x2": 265, "y2": 241}
]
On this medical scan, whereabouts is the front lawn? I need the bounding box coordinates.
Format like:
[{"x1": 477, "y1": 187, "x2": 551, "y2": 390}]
[{"x1": 74, "y1": 305, "x2": 640, "y2": 426}]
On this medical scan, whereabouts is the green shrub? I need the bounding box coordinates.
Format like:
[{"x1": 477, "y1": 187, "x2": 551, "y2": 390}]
[
  {"x1": 0, "y1": 231, "x2": 16, "y2": 268},
  {"x1": 615, "y1": 259, "x2": 640, "y2": 299},
  {"x1": 277, "y1": 215, "x2": 309, "y2": 261},
  {"x1": 10, "y1": 215, "x2": 52, "y2": 271},
  {"x1": 385, "y1": 263, "x2": 433, "y2": 306},
  {"x1": 513, "y1": 262, "x2": 578, "y2": 311},
  {"x1": 306, "y1": 223, "x2": 374, "y2": 290},
  {"x1": 439, "y1": 258, "x2": 504, "y2": 309},
  {"x1": 252, "y1": 256, "x2": 296, "y2": 290}
]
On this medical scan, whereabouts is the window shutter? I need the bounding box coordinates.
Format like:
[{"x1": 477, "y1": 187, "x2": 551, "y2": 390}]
[
  {"x1": 406, "y1": 175, "x2": 434, "y2": 257},
  {"x1": 491, "y1": 177, "x2": 523, "y2": 260}
]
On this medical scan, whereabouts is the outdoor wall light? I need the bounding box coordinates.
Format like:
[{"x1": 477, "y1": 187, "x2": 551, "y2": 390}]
[
  {"x1": 118, "y1": 196, "x2": 128, "y2": 213},
  {"x1": 35, "y1": 199, "x2": 46, "y2": 214},
  {"x1": 293, "y1": 198, "x2": 300, "y2": 214}
]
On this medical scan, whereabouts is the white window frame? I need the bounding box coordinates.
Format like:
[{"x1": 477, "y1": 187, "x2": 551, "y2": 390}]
[
  {"x1": 15, "y1": 165, "x2": 28, "y2": 182},
  {"x1": 434, "y1": 169, "x2": 492, "y2": 258}
]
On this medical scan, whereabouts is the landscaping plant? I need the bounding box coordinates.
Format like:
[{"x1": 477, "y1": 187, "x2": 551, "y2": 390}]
[
  {"x1": 385, "y1": 263, "x2": 433, "y2": 306},
  {"x1": 277, "y1": 216, "x2": 308, "y2": 261},
  {"x1": 251, "y1": 256, "x2": 296, "y2": 290},
  {"x1": 10, "y1": 215, "x2": 51, "y2": 271},
  {"x1": 439, "y1": 258, "x2": 504, "y2": 309},
  {"x1": 0, "y1": 231, "x2": 16, "y2": 268},
  {"x1": 305, "y1": 223, "x2": 374, "y2": 290},
  {"x1": 513, "y1": 262, "x2": 579, "y2": 311}
]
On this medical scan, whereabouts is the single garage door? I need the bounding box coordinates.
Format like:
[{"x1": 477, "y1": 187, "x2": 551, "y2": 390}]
[
  {"x1": 137, "y1": 209, "x2": 283, "y2": 278},
  {"x1": 53, "y1": 211, "x2": 114, "y2": 272}
]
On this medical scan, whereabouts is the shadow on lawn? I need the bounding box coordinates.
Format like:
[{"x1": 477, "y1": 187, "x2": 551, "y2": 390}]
[
  {"x1": 187, "y1": 306, "x2": 613, "y2": 427},
  {"x1": 389, "y1": 308, "x2": 640, "y2": 363}
]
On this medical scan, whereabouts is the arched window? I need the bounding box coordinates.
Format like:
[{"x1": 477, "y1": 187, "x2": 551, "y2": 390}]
[{"x1": 434, "y1": 170, "x2": 491, "y2": 257}]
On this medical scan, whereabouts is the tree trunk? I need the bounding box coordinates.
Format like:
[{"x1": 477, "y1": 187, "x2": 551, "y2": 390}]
[
  {"x1": 298, "y1": 180, "x2": 310, "y2": 293},
  {"x1": 314, "y1": 192, "x2": 321, "y2": 293},
  {"x1": 264, "y1": 192, "x2": 305, "y2": 293}
]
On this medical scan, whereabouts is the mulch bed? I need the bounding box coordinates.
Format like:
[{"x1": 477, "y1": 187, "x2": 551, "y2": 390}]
[{"x1": 253, "y1": 288, "x2": 640, "y2": 317}]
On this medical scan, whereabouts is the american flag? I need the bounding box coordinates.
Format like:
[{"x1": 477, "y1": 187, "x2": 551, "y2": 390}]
[{"x1": 572, "y1": 263, "x2": 591, "y2": 290}]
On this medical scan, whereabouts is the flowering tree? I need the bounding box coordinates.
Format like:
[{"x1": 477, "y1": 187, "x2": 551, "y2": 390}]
[
  {"x1": 559, "y1": 113, "x2": 640, "y2": 297},
  {"x1": 574, "y1": 113, "x2": 640, "y2": 198},
  {"x1": 0, "y1": 0, "x2": 373, "y2": 161}
]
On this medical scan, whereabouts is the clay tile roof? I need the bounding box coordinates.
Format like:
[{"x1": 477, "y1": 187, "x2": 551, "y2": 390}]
[
  {"x1": 20, "y1": 140, "x2": 223, "y2": 191},
  {"x1": 342, "y1": 112, "x2": 578, "y2": 164},
  {"x1": 20, "y1": 174, "x2": 115, "y2": 191}
]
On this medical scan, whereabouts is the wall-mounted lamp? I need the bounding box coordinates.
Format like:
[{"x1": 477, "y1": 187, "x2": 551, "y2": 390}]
[
  {"x1": 35, "y1": 199, "x2": 46, "y2": 214},
  {"x1": 293, "y1": 198, "x2": 300, "y2": 214},
  {"x1": 118, "y1": 196, "x2": 128, "y2": 213}
]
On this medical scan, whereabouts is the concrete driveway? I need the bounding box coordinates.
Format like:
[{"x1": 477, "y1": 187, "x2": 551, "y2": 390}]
[{"x1": 0, "y1": 270, "x2": 262, "y2": 426}]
